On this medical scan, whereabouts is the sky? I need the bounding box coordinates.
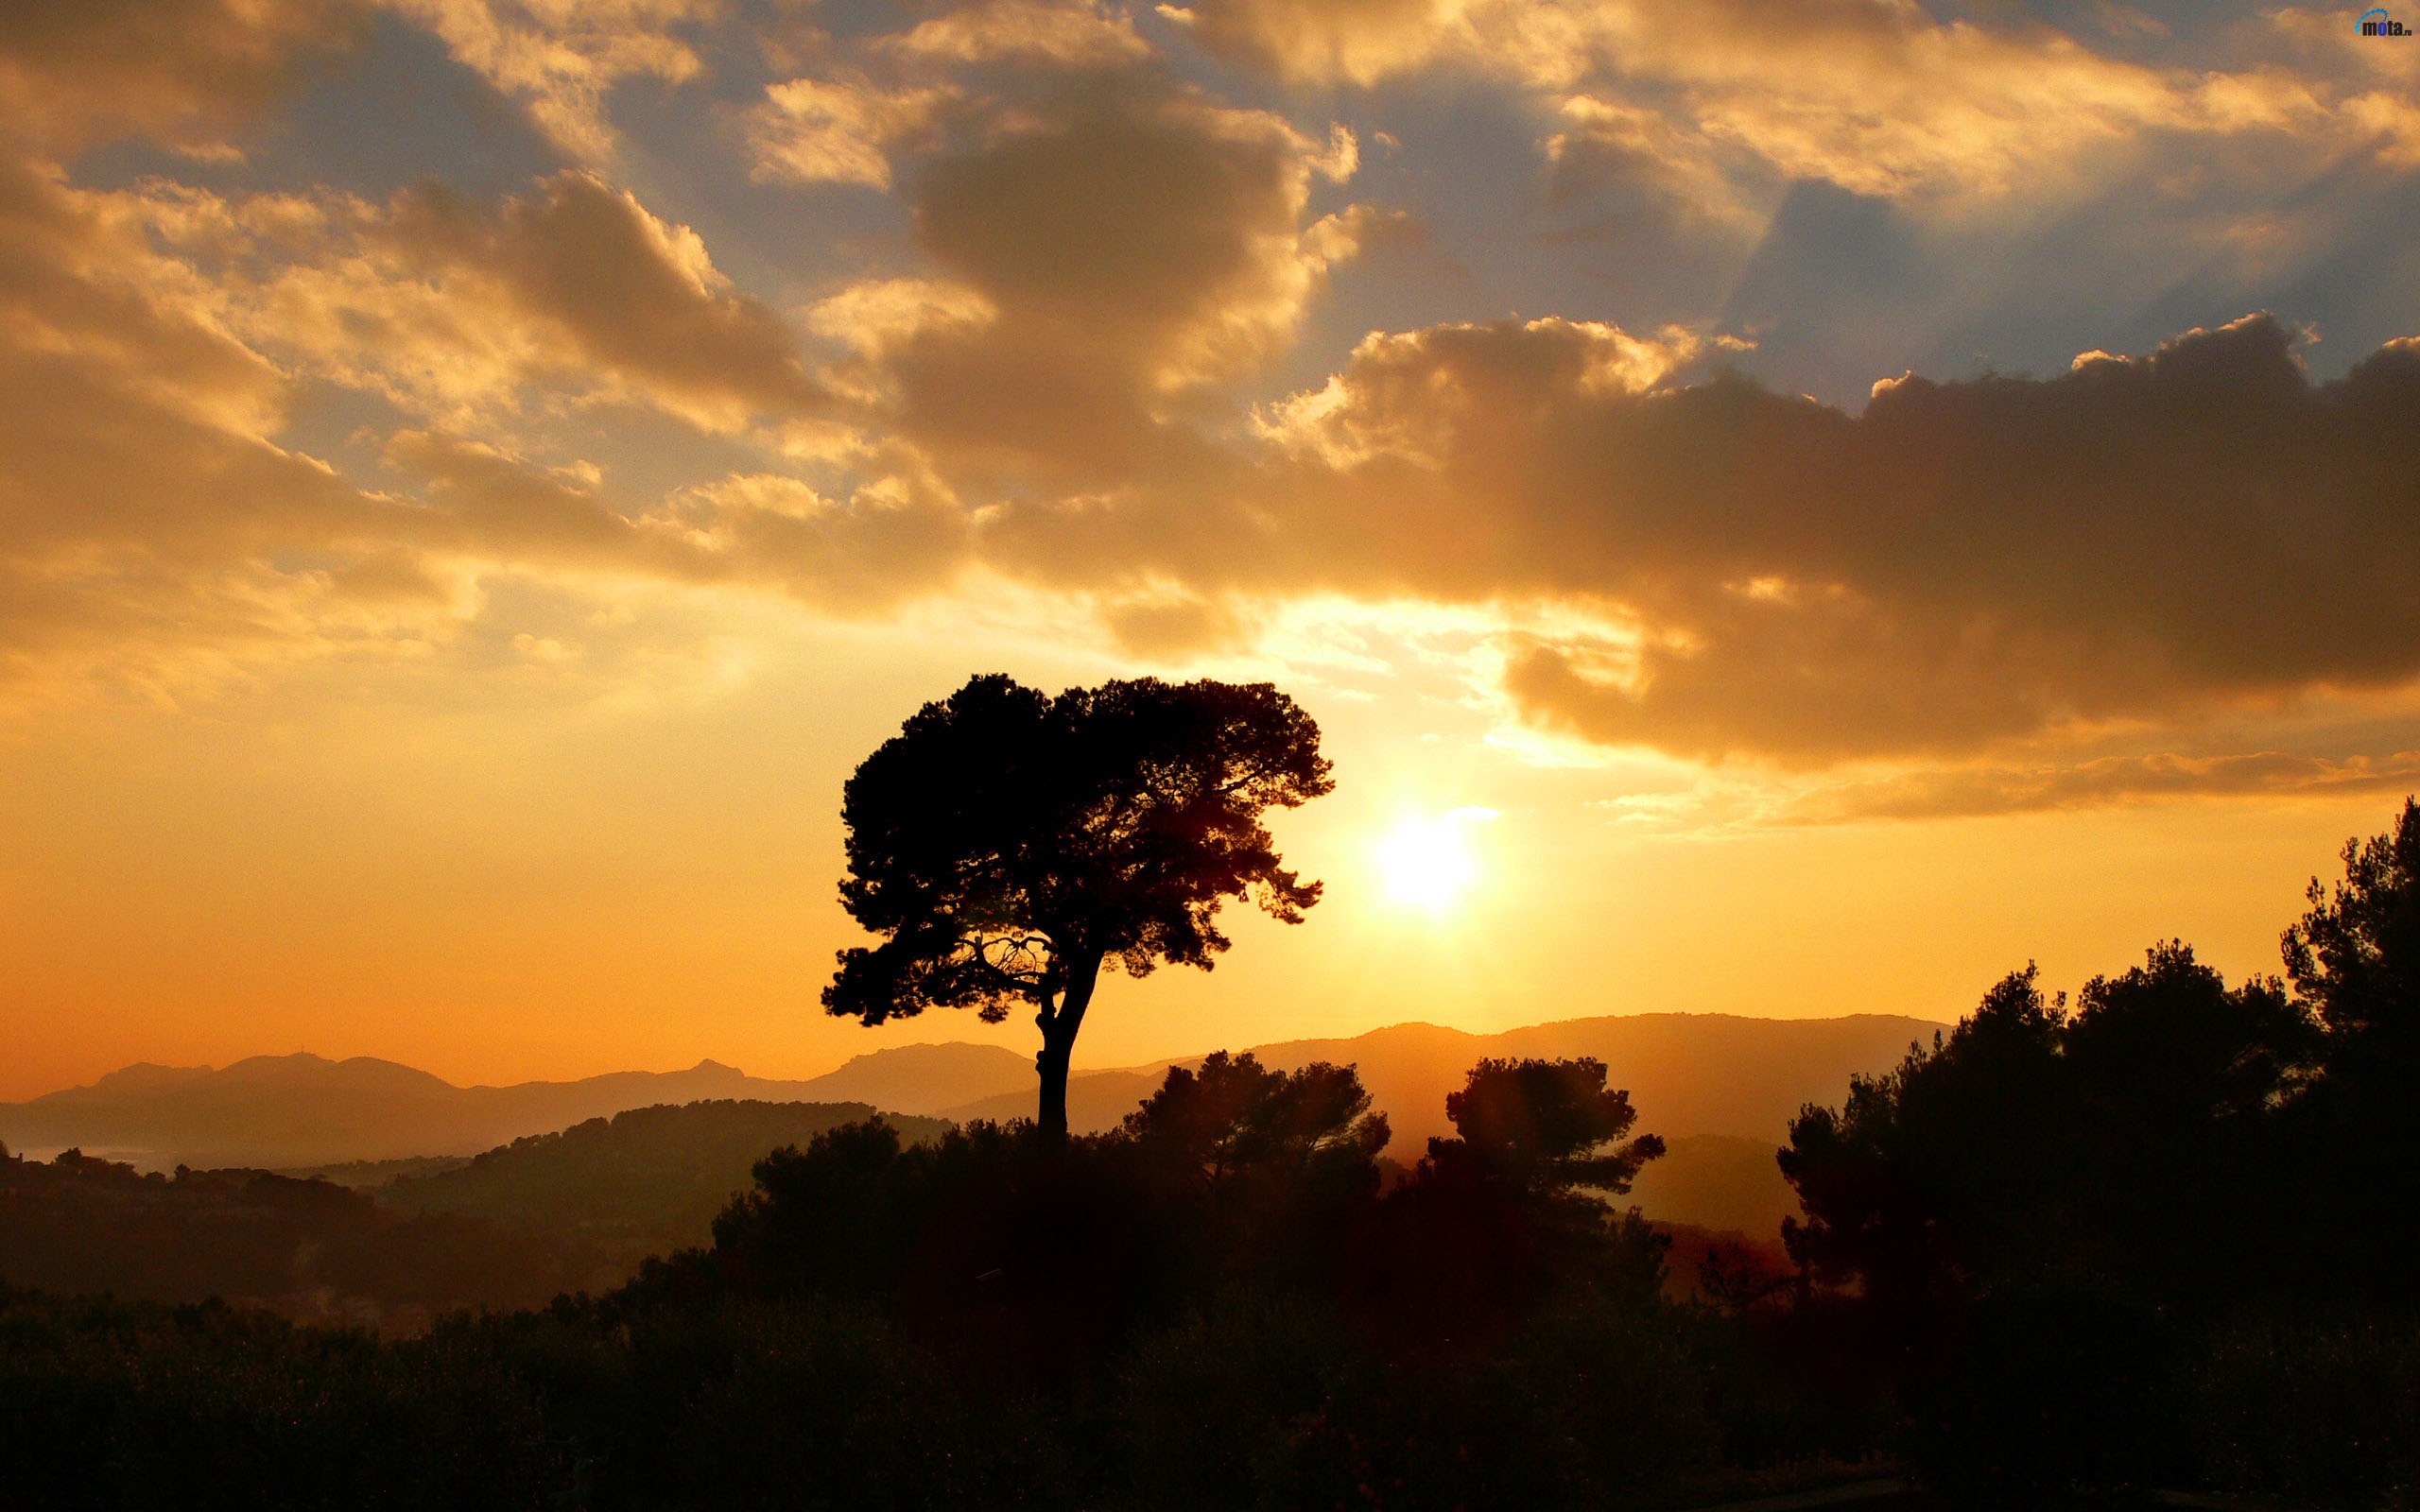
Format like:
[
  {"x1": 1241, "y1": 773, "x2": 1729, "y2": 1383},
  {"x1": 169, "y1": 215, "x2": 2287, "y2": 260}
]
[{"x1": 3, "y1": 0, "x2": 2417, "y2": 1102}]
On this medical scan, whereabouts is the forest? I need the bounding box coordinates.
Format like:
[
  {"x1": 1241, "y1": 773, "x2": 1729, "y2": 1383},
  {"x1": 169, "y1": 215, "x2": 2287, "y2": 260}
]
[{"x1": 2, "y1": 797, "x2": 2415, "y2": 1509}]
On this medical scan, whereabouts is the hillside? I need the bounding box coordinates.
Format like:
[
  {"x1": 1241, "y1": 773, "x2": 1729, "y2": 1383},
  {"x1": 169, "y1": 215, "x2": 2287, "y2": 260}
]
[
  {"x1": 1626, "y1": 1135, "x2": 1797, "y2": 1240},
  {"x1": 375, "y1": 1099, "x2": 955, "y2": 1269},
  {"x1": 0, "y1": 1044, "x2": 1026, "y2": 1170},
  {"x1": 0, "y1": 1147, "x2": 582, "y2": 1329},
  {"x1": 786, "y1": 1040, "x2": 1033, "y2": 1115}
]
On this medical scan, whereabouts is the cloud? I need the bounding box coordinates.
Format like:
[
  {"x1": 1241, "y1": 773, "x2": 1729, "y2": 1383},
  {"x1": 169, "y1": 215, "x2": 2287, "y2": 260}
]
[
  {"x1": 386, "y1": 0, "x2": 718, "y2": 163},
  {"x1": 208, "y1": 170, "x2": 830, "y2": 434},
  {"x1": 1788, "y1": 748, "x2": 2420, "y2": 823},
  {"x1": 980, "y1": 313, "x2": 2420, "y2": 765},
  {"x1": 376, "y1": 172, "x2": 830, "y2": 425},
  {"x1": 746, "y1": 74, "x2": 958, "y2": 190},
  {"x1": 375, "y1": 432, "x2": 975, "y2": 613},
  {"x1": 0, "y1": 147, "x2": 947, "y2": 707},
  {"x1": 1176, "y1": 0, "x2": 2399, "y2": 204},
  {"x1": 0, "y1": 157, "x2": 469, "y2": 704},
  {"x1": 0, "y1": 0, "x2": 363, "y2": 157},
  {"x1": 837, "y1": 79, "x2": 1372, "y2": 485},
  {"x1": 741, "y1": 1, "x2": 1159, "y2": 192},
  {"x1": 666, "y1": 472, "x2": 974, "y2": 611},
  {"x1": 1168, "y1": 0, "x2": 1470, "y2": 88},
  {"x1": 876, "y1": 0, "x2": 1154, "y2": 67},
  {"x1": 5, "y1": 0, "x2": 2415, "y2": 793}
]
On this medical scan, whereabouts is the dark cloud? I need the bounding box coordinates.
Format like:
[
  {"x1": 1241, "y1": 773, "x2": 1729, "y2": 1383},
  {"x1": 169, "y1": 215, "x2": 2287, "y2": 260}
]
[
  {"x1": 0, "y1": 0, "x2": 364, "y2": 154},
  {"x1": 1789, "y1": 748, "x2": 2420, "y2": 823},
  {"x1": 866, "y1": 78, "x2": 1362, "y2": 488},
  {"x1": 983, "y1": 313, "x2": 2420, "y2": 763}
]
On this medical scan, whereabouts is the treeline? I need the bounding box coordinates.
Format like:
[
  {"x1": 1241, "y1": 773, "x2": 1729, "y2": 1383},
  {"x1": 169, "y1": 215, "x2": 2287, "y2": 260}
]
[
  {"x1": 1765, "y1": 799, "x2": 2420, "y2": 1501},
  {"x1": 2, "y1": 801, "x2": 2416, "y2": 1510}
]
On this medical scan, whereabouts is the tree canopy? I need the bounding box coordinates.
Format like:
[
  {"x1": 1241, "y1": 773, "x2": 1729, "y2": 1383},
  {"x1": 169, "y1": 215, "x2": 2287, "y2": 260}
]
[
  {"x1": 2284, "y1": 797, "x2": 2419, "y2": 1090},
  {"x1": 1122, "y1": 1052, "x2": 1389, "y2": 1185},
  {"x1": 823, "y1": 674, "x2": 1334, "y2": 1141},
  {"x1": 1433, "y1": 1057, "x2": 1665, "y2": 1198},
  {"x1": 2281, "y1": 795, "x2": 2420, "y2": 1283}
]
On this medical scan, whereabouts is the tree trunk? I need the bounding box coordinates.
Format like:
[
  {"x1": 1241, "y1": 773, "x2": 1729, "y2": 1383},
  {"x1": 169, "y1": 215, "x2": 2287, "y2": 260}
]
[{"x1": 1035, "y1": 949, "x2": 1104, "y2": 1145}]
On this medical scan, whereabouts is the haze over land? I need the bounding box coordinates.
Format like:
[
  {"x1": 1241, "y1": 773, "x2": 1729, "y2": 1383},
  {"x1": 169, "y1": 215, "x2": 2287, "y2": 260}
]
[{"x1": 0, "y1": 1041, "x2": 1027, "y2": 1168}]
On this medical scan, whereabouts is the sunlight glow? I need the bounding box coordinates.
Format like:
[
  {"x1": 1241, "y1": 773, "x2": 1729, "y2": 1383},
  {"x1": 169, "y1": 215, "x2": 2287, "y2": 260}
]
[{"x1": 1376, "y1": 808, "x2": 1497, "y2": 912}]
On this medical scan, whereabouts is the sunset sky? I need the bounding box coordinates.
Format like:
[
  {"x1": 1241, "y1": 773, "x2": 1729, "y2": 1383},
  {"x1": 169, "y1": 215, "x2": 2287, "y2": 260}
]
[{"x1": 5, "y1": 0, "x2": 2418, "y2": 1102}]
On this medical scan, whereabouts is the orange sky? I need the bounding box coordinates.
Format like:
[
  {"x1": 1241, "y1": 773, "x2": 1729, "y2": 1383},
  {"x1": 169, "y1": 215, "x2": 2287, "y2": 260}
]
[{"x1": 3, "y1": 1, "x2": 2417, "y2": 1101}]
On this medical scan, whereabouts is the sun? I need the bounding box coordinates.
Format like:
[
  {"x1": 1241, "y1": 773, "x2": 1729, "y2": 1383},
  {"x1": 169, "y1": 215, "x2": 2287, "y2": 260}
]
[{"x1": 1375, "y1": 809, "x2": 1495, "y2": 912}]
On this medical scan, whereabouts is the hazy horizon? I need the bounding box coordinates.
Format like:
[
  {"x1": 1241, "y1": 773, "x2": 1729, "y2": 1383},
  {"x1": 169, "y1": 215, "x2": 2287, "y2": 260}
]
[{"x1": 8, "y1": 1004, "x2": 1954, "y2": 1107}]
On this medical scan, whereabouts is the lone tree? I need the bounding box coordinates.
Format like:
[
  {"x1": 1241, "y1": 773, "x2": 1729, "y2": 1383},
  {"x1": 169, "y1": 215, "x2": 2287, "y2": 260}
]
[{"x1": 824, "y1": 674, "x2": 1334, "y2": 1143}]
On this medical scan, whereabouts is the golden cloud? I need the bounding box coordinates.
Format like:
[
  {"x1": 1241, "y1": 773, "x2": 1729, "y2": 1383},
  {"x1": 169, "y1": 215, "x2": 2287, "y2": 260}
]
[
  {"x1": 0, "y1": 0, "x2": 363, "y2": 157},
  {"x1": 847, "y1": 79, "x2": 1373, "y2": 485},
  {"x1": 1785, "y1": 747, "x2": 2420, "y2": 824},
  {"x1": 980, "y1": 314, "x2": 2420, "y2": 764},
  {"x1": 1177, "y1": 0, "x2": 2393, "y2": 202},
  {"x1": 200, "y1": 170, "x2": 833, "y2": 434},
  {"x1": 747, "y1": 74, "x2": 959, "y2": 190},
  {"x1": 385, "y1": 0, "x2": 719, "y2": 163},
  {"x1": 877, "y1": 0, "x2": 1154, "y2": 67}
]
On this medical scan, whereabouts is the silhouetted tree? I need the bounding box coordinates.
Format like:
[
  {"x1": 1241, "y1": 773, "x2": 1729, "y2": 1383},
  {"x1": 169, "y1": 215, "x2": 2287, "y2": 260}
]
[
  {"x1": 1783, "y1": 946, "x2": 2323, "y2": 1315},
  {"x1": 1122, "y1": 1052, "x2": 1388, "y2": 1186},
  {"x1": 1124, "y1": 1053, "x2": 1390, "y2": 1291},
  {"x1": 1432, "y1": 1057, "x2": 1665, "y2": 1197},
  {"x1": 1778, "y1": 938, "x2": 2357, "y2": 1492},
  {"x1": 1779, "y1": 967, "x2": 2073, "y2": 1330},
  {"x1": 2281, "y1": 796, "x2": 2420, "y2": 1287},
  {"x1": 823, "y1": 675, "x2": 1334, "y2": 1143},
  {"x1": 1360, "y1": 1057, "x2": 1668, "y2": 1331},
  {"x1": 2064, "y1": 941, "x2": 2314, "y2": 1297},
  {"x1": 2286, "y1": 798, "x2": 2420, "y2": 1061}
]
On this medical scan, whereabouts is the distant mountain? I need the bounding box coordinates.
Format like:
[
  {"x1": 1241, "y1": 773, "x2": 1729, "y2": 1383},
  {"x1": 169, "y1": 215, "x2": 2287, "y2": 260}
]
[
  {"x1": 2, "y1": 1014, "x2": 1937, "y2": 1180},
  {"x1": 781, "y1": 1040, "x2": 1032, "y2": 1116},
  {"x1": 941, "y1": 1013, "x2": 1942, "y2": 1153},
  {"x1": 376, "y1": 1099, "x2": 955, "y2": 1267},
  {"x1": 0, "y1": 1050, "x2": 994, "y2": 1169}
]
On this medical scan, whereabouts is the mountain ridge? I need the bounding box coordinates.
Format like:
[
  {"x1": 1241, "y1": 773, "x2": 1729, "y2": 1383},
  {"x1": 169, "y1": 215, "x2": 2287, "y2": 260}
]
[
  {"x1": 3, "y1": 1012, "x2": 1943, "y2": 1171},
  {"x1": 0, "y1": 1050, "x2": 1019, "y2": 1168}
]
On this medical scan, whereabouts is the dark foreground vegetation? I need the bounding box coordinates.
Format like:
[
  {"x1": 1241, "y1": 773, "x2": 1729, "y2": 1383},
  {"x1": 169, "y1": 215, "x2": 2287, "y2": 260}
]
[{"x1": 5, "y1": 799, "x2": 2419, "y2": 1510}]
